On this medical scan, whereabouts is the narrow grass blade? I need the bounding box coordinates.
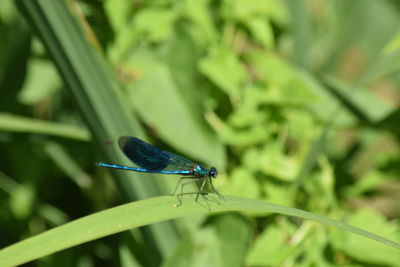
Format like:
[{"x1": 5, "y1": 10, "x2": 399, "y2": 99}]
[
  {"x1": 16, "y1": 0, "x2": 179, "y2": 259},
  {"x1": 0, "y1": 113, "x2": 90, "y2": 141},
  {"x1": 0, "y1": 195, "x2": 399, "y2": 267}
]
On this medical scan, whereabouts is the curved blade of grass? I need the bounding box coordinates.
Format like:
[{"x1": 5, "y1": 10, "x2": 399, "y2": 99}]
[
  {"x1": 0, "y1": 113, "x2": 90, "y2": 141},
  {"x1": 44, "y1": 142, "x2": 92, "y2": 188},
  {"x1": 16, "y1": 0, "x2": 180, "y2": 259},
  {"x1": 15, "y1": 0, "x2": 161, "y2": 199},
  {"x1": 0, "y1": 195, "x2": 399, "y2": 267},
  {"x1": 286, "y1": 0, "x2": 313, "y2": 67}
]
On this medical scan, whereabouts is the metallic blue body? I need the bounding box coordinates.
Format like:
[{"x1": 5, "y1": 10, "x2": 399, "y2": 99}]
[
  {"x1": 96, "y1": 136, "x2": 223, "y2": 207},
  {"x1": 97, "y1": 137, "x2": 214, "y2": 178}
]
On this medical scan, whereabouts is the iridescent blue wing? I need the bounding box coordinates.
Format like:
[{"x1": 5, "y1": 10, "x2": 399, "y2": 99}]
[
  {"x1": 118, "y1": 137, "x2": 195, "y2": 172},
  {"x1": 119, "y1": 137, "x2": 169, "y2": 171}
]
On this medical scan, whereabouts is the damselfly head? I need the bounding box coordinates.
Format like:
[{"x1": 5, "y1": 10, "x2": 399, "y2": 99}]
[{"x1": 209, "y1": 167, "x2": 217, "y2": 178}]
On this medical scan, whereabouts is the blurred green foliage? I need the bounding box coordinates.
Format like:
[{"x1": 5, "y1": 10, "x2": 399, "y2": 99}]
[{"x1": 1, "y1": 0, "x2": 400, "y2": 266}]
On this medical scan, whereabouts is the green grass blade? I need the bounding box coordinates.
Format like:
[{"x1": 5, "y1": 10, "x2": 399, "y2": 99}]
[
  {"x1": 0, "y1": 195, "x2": 399, "y2": 267},
  {"x1": 0, "y1": 113, "x2": 90, "y2": 141},
  {"x1": 16, "y1": 0, "x2": 179, "y2": 259},
  {"x1": 43, "y1": 142, "x2": 92, "y2": 188},
  {"x1": 285, "y1": 0, "x2": 313, "y2": 67},
  {"x1": 15, "y1": 0, "x2": 157, "y2": 197}
]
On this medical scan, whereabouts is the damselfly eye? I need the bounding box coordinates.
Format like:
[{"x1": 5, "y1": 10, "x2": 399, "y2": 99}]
[{"x1": 209, "y1": 167, "x2": 218, "y2": 178}]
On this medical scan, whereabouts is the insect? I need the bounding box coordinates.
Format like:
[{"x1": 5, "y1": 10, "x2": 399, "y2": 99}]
[{"x1": 96, "y1": 136, "x2": 223, "y2": 206}]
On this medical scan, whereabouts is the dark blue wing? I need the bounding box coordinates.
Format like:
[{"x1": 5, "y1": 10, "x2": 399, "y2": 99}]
[
  {"x1": 119, "y1": 137, "x2": 169, "y2": 171},
  {"x1": 118, "y1": 137, "x2": 195, "y2": 172}
]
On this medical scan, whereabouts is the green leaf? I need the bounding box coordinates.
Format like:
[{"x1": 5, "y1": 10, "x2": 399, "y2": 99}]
[
  {"x1": 134, "y1": 8, "x2": 177, "y2": 42},
  {"x1": 104, "y1": 0, "x2": 133, "y2": 34},
  {"x1": 330, "y1": 209, "x2": 400, "y2": 266},
  {"x1": 0, "y1": 113, "x2": 90, "y2": 141},
  {"x1": 259, "y1": 143, "x2": 298, "y2": 181},
  {"x1": 110, "y1": 6, "x2": 177, "y2": 61},
  {"x1": 223, "y1": 168, "x2": 260, "y2": 199},
  {"x1": 245, "y1": 16, "x2": 274, "y2": 47},
  {"x1": 1, "y1": 195, "x2": 399, "y2": 267},
  {"x1": 263, "y1": 183, "x2": 293, "y2": 207},
  {"x1": 214, "y1": 214, "x2": 252, "y2": 267},
  {"x1": 221, "y1": 0, "x2": 270, "y2": 21},
  {"x1": 183, "y1": 0, "x2": 218, "y2": 46},
  {"x1": 199, "y1": 45, "x2": 247, "y2": 95},
  {"x1": 247, "y1": 224, "x2": 296, "y2": 266}
]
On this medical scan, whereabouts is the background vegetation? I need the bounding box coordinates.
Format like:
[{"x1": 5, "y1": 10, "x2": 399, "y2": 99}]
[{"x1": 1, "y1": 0, "x2": 400, "y2": 266}]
